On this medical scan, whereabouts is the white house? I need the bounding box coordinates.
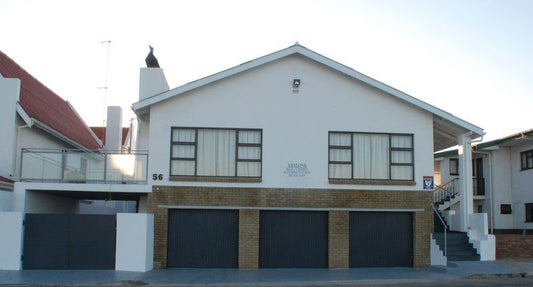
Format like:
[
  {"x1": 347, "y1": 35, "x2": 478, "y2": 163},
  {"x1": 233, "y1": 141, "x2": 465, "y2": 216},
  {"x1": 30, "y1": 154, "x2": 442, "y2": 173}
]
[
  {"x1": 435, "y1": 128, "x2": 533, "y2": 234},
  {"x1": 131, "y1": 44, "x2": 485, "y2": 269}
]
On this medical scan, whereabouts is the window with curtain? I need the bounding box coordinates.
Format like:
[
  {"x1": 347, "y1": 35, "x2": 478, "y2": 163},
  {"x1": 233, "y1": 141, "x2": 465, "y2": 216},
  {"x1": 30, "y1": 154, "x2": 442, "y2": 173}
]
[
  {"x1": 170, "y1": 127, "x2": 262, "y2": 177},
  {"x1": 328, "y1": 132, "x2": 414, "y2": 181}
]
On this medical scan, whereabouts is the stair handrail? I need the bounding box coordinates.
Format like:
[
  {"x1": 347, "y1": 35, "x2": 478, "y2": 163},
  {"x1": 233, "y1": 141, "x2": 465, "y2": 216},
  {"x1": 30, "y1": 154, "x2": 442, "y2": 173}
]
[
  {"x1": 431, "y1": 204, "x2": 447, "y2": 256},
  {"x1": 433, "y1": 178, "x2": 459, "y2": 204}
]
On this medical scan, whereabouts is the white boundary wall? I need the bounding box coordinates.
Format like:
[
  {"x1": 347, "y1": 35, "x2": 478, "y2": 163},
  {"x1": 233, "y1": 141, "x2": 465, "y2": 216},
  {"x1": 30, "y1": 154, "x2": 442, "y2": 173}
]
[
  {"x1": 0, "y1": 212, "x2": 23, "y2": 270},
  {"x1": 115, "y1": 213, "x2": 154, "y2": 272}
]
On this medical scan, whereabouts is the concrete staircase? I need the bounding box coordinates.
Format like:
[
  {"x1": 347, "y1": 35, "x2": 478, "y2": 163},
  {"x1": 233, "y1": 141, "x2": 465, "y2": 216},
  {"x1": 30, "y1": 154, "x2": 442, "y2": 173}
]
[{"x1": 433, "y1": 231, "x2": 480, "y2": 261}]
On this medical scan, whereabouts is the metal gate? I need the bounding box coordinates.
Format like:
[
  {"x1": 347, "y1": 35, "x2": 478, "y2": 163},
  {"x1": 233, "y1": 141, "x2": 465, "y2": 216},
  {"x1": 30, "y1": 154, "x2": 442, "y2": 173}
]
[
  {"x1": 167, "y1": 209, "x2": 239, "y2": 268},
  {"x1": 349, "y1": 212, "x2": 413, "y2": 267},
  {"x1": 23, "y1": 214, "x2": 116, "y2": 269},
  {"x1": 259, "y1": 210, "x2": 328, "y2": 268}
]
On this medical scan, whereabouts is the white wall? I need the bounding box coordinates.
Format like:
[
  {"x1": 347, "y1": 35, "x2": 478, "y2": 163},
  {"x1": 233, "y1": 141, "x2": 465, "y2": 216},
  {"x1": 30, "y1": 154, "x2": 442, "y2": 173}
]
[
  {"x1": 0, "y1": 190, "x2": 14, "y2": 211},
  {"x1": 0, "y1": 212, "x2": 23, "y2": 270},
  {"x1": 0, "y1": 76, "x2": 20, "y2": 179},
  {"x1": 146, "y1": 55, "x2": 434, "y2": 190},
  {"x1": 511, "y1": 142, "x2": 533, "y2": 230},
  {"x1": 115, "y1": 213, "x2": 154, "y2": 271},
  {"x1": 489, "y1": 147, "x2": 514, "y2": 229}
]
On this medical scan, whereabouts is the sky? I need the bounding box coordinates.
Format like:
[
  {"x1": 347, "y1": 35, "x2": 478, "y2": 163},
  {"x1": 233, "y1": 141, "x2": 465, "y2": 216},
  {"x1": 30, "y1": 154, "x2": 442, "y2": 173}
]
[{"x1": 1, "y1": 0, "x2": 532, "y2": 142}]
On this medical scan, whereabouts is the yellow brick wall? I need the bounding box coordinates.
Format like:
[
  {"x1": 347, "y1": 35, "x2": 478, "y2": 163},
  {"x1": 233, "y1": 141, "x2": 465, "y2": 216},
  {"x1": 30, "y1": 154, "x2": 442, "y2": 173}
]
[{"x1": 147, "y1": 186, "x2": 433, "y2": 268}]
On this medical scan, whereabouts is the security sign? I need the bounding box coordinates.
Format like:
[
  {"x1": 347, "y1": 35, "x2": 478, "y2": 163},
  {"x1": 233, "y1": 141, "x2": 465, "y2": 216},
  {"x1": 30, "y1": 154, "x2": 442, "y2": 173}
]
[{"x1": 423, "y1": 176, "x2": 434, "y2": 190}]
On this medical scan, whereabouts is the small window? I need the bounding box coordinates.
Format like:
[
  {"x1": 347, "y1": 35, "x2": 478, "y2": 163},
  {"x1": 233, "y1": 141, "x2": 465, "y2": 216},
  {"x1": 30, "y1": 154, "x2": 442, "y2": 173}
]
[
  {"x1": 521, "y1": 150, "x2": 533, "y2": 171},
  {"x1": 450, "y1": 159, "x2": 459, "y2": 175},
  {"x1": 477, "y1": 205, "x2": 483, "y2": 213},
  {"x1": 500, "y1": 204, "x2": 512, "y2": 214},
  {"x1": 526, "y1": 203, "x2": 533, "y2": 222}
]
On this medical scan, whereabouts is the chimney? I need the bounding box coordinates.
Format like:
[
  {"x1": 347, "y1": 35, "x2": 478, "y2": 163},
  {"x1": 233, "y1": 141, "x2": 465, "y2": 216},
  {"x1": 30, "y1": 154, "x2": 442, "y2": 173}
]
[
  {"x1": 139, "y1": 68, "x2": 169, "y2": 101},
  {"x1": 105, "y1": 106, "x2": 122, "y2": 151}
]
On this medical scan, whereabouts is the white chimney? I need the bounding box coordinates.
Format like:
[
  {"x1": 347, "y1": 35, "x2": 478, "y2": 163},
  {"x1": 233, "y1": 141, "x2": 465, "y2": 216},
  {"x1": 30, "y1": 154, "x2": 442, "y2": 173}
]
[
  {"x1": 139, "y1": 68, "x2": 169, "y2": 101},
  {"x1": 105, "y1": 106, "x2": 122, "y2": 151}
]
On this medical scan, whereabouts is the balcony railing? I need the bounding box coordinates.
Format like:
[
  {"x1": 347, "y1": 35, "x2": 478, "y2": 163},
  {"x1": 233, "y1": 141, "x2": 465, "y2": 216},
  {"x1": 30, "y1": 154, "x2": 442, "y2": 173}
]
[{"x1": 20, "y1": 148, "x2": 148, "y2": 184}]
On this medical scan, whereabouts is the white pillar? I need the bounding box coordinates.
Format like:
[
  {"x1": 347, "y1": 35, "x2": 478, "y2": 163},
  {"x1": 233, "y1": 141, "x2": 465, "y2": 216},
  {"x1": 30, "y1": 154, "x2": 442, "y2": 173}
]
[
  {"x1": 0, "y1": 212, "x2": 24, "y2": 270},
  {"x1": 115, "y1": 213, "x2": 154, "y2": 272},
  {"x1": 458, "y1": 134, "x2": 474, "y2": 232}
]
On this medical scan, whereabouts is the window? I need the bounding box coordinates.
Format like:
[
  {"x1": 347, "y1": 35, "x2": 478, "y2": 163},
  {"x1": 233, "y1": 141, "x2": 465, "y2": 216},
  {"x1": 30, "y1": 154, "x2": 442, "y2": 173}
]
[
  {"x1": 449, "y1": 159, "x2": 459, "y2": 175},
  {"x1": 500, "y1": 204, "x2": 512, "y2": 215},
  {"x1": 521, "y1": 150, "x2": 533, "y2": 171},
  {"x1": 526, "y1": 203, "x2": 533, "y2": 222},
  {"x1": 170, "y1": 127, "x2": 262, "y2": 178},
  {"x1": 328, "y1": 132, "x2": 414, "y2": 181}
]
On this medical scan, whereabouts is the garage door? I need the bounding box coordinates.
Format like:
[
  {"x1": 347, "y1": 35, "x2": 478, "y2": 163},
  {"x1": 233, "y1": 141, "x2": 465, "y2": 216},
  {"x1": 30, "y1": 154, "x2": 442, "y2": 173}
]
[
  {"x1": 23, "y1": 214, "x2": 116, "y2": 269},
  {"x1": 167, "y1": 209, "x2": 238, "y2": 268},
  {"x1": 349, "y1": 212, "x2": 413, "y2": 267},
  {"x1": 259, "y1": 210, "x2": 328, "y2": 268}
]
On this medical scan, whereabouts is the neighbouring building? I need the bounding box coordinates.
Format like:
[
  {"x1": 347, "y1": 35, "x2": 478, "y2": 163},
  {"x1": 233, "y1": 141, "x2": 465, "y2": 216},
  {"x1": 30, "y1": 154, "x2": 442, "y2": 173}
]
[
  {"x1": 435, "y1": 129, "x2": 533, "y2": 234},
  {"x1": 0, "y1": 51, "x2": 151, "y2": 271}
]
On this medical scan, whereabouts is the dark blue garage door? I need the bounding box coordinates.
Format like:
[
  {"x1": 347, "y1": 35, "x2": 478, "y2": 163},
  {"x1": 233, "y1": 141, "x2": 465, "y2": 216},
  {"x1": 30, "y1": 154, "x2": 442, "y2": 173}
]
[
  {"x1": 349, "y1": 212, "x2": 413, "y2": 267},
  {"x1": 23, "y1": 214, "x2": 116, "y2": 269},
  {"x1": 259, "y1": 210, "x2": 328, "y2": 268},
  {"x1": 167, "y1": 209, "x2": 239, "y2": 268}
]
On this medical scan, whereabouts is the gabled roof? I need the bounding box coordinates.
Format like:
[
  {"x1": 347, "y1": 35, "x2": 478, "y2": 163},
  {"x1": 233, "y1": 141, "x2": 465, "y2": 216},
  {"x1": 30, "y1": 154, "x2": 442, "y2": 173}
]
[
  {"x1": 434, "y1": 128, "x2": 533, "y2": 158},
  {"x1": 90, "y1": 127, "x2": 130, "y2": 146},
  {"x1": 132, "y1": 44, "x2": 483, "y2": 150},
  {"x1": 0, "y1": 51, "x2": 101, "y2": 150}
]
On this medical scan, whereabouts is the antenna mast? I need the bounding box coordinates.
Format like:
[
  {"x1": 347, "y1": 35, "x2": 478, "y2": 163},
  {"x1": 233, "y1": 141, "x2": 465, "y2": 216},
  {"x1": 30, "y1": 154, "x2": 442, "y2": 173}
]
[{"x1": 99, "y1": 40, "x2": 112, "y2": 126}]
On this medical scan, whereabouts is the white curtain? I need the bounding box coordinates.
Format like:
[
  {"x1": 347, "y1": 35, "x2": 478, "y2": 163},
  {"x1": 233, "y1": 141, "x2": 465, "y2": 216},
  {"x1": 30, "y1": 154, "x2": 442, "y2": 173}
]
[
  {"x1": 237, "y1": 130, "x2": 261, "y2": 177},
  {"x1": 171, "y1": 129, "x2": 196, "y2": 175},
  {"x1": 353, "y1": 134, "x2": 389, "y2": 179},
  {"x1": 329, "y1": 133, "x2": 352, "y2": 178},
  {"x1": 197, "y1": 129, "x2": 236, "y2": 176},
  {"x1": 391, "y1": 135, "x2": 413, "y2": 180}
]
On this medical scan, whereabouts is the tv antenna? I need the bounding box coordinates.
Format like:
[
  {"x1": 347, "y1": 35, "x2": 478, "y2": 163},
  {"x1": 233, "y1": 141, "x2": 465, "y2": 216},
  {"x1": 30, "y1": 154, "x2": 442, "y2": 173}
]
[{"x1": 99, "y1": 40, "x2": 112, "y2": 126}]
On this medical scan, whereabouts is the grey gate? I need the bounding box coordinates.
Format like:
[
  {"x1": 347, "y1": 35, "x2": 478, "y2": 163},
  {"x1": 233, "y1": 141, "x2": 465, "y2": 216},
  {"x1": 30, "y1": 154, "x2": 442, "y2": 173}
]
[
  {"x1": 349, "y1": 212, "x2": 413, "y2": 267},
  {"x1": 259, "y1": 210, "x2": 328, "y2": 268},
  {"x1": 23, "y1": 214, "x2": 116, "y2": 269},
  {"x1": 167, "y1": 209, "x2": 239, "y2": 268}
]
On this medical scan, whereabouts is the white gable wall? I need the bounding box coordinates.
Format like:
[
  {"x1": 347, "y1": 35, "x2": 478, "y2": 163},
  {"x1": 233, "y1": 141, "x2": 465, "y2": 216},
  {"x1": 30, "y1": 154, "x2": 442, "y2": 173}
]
[{"x1": 147, "y1": 55, "x2": 434, "y2": 190}]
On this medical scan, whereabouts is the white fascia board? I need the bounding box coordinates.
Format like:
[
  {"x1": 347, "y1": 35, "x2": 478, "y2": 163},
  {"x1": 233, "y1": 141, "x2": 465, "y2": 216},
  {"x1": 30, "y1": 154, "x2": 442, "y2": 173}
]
[
  {"x1": 31, "y1": 118, "x2": 91, "y2": 151},
  {"x1": 66, "y1": 101, "x2": 103, "y2": 148},
  {"x1": 131, "y1": 45, "x2": 483, "y2": 137},
  {"x1": 16, "y1": 103, "x2": 33, "y2": 127}
]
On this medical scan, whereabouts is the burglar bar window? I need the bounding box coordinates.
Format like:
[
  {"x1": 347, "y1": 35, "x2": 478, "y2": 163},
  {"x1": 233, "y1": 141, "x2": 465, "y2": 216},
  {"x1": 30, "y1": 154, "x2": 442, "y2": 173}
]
[
  {"x1": 521, "y1": 150, "x2": 533, "y2": 171},
  {"x1": 170, "y1": 127, "x2": 262, "y2": 178},
  {"x1": 328, "y1": 132, "x2": 414, "y2": 181},
  {"x1": 526, "y1": 203, "x2": 533, "y2": 222}
]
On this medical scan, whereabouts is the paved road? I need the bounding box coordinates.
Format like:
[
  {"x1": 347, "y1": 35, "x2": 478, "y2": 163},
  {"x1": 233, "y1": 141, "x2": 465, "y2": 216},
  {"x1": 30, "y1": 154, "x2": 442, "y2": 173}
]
[{"x1": 2, "y1": 275, "x2": 533, "y2": 287}]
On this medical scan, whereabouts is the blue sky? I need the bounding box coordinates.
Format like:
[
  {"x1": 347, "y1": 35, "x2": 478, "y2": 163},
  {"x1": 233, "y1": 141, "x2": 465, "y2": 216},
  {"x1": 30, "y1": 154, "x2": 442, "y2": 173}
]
[{"x1": 1, "y1": 0, "x2": 532, "y2": 142}]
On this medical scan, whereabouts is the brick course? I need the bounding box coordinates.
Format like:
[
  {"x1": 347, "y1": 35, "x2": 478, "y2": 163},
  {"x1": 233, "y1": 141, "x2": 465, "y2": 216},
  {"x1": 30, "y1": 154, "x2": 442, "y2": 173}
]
[
  {"x1": 496, "y1": 234, "x2": 533, "y2": 259},
  {"x1": 147, "y1": 186, "x2": 433, "y2": 268}
]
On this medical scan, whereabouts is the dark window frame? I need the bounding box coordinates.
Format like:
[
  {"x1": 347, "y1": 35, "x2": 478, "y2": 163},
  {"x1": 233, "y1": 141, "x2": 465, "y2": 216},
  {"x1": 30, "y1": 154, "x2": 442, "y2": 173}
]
[
  {"x1": 500, "y1": 204, "x2": 512, "y2": 215},
  {"x1": 526, "y1": 203, "x2": 533, "y2": 222},
  {"x1": 169, "y1": 127, "x2": 262, "y2": 179},
  {"x1": 328, "y1": 131, "x2": 414, "y2": 181},
  {"x1": 520, "y1": 150, "x2": 533, "y2": 171},
  {"x1": 449, "y1": 158, "x2": 459, "y2": 176}
]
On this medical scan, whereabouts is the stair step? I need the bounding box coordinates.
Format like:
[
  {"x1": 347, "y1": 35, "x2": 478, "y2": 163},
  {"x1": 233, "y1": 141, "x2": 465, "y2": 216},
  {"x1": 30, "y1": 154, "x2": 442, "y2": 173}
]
[{"x1": 432, "y1": 231, "x2": 479, "y2": 262}]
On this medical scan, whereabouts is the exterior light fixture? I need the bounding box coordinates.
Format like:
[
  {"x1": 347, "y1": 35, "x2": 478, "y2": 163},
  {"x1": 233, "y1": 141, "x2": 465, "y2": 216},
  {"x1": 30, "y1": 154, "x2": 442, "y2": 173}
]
[{"x1": 292, "y1": 79, "x2": 301, "y2": 88}]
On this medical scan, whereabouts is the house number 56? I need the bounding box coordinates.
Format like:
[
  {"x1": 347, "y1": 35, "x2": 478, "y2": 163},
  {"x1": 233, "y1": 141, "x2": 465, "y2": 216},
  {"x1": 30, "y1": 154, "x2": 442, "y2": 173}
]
[{"x1": 152, "y1": 174, "x2": 163, "y2": 180}]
